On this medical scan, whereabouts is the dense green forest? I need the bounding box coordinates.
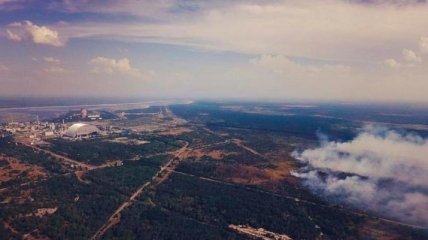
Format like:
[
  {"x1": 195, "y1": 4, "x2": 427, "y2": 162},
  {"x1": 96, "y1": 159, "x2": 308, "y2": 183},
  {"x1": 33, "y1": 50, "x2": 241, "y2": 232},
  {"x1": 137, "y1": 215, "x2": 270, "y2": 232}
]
[{"x1": 46, "y1": 135, "x2": 182, "y2": 165}]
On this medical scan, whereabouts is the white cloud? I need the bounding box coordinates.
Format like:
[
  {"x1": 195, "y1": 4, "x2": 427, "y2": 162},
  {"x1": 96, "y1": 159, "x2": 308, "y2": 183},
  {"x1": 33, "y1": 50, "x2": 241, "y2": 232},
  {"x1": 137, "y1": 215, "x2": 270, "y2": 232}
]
[
  {"x1": 43, "y1": 57, "x2": 61, "y2": 64},
  {"x1": 42, "y1": 66, "x2": 68, "y2": 74},
  {"x1": 244, "y1": 54, "x2": 361, "y2": 101},
  {"x1": 384, "y1": 45, "x2": 424, "y2": 69},
  {"x1": 6, "y1": 20, "x2": 64, "y2": 47},
  {"x1": 38, "y1": 56, "x2": 69, "y2": 74},
  {"x1": 251, "y1": 54, "x2": 351, "y2": 75},
  {"x1": 292, "y1": 126, "x2": 428, "y2": 226},
  {"x1": 2, "y1": 1, "x2": 428, "y2": 101},
  {"x1": 383, "y1": 58, "x2": 401, "y2": 68},
  {"x1": 419, "y1": 36, "x2": 428, "y2": 53},
  {"x1": 402, "y1": 48, "x2": 422, "y2": 64},
  {"x1": 20, "y1": 1, "x2": 428, "y2": 103},
  {"x1": 56, "y1": 1, "x2": 428, "y2": 62},
  {"x1": 89, "y1": 57, "x2": 142, "y2": 78},
  {"x1": 6, "y1": 29, "x2": 22, "y2": 41}
]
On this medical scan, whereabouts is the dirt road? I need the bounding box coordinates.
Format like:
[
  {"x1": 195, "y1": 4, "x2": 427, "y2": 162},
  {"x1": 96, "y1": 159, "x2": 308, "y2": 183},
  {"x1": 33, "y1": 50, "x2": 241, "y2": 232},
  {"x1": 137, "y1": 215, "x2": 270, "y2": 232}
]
[
  {"x1": 90, "y1": 142, "x2": 189, "y2": 240},
  {"x1": 19, "y1": 142, "x2": 94, "y2": 170},
  {"x1": 173, "y1": 170, "x2": 427, "y2": 230}
]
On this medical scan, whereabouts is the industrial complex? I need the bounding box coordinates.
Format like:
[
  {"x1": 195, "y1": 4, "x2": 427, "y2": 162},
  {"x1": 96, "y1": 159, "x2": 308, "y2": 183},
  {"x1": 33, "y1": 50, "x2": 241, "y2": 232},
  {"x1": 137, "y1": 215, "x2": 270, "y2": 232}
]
[{"x1": 0, "y1": 108, "x2": 122, "y2": 145}]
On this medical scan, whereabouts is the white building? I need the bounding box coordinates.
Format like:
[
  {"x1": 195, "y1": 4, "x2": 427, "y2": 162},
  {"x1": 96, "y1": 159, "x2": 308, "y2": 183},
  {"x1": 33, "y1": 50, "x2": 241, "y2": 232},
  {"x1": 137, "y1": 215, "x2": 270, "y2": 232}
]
[
  {"x1": 64, "y1": 123, "x2": 100, "y2": 139},
  {"x1": 44, "y1": 131, "x2": 55, "y2": 137}
]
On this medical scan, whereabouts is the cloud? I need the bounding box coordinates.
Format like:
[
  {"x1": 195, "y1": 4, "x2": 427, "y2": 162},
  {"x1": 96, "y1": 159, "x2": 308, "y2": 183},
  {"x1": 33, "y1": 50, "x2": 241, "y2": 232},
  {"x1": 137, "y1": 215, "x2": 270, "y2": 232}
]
[
  {"x1": 384, "y1": 44, "x2": 424, "y2": 68},
  {"x1": 245, "y1": 54, "x2": 363, "y2": 101},
  {"x1": 420, "y1": 36, "x2": 428, "y2": 53},
  {"x1": 3, "y1": 1, "x2": 428, "y2": 63},
  {"x1": 6, "y1": 29, "x2": 22, "y2": 41},
  {"x1": 51, "y1": 0, "x2": 428, "y2": 63},
  {"x1": 1, "y1": 1, "x2": 428, "y2": 101},
  {"x1": 42, "y1": 66, "x2": 68, "y2": 74},
  {"x1": 251, "y1": 54, "x2": 351, "y2": 75},
  {"x1": 43, "y1": 57, "x2": 61, "y2": 64},
  {"x1": 292, "y1": 126, "x2": 428, "y2": 227},
  {"x1": 352, "y1": 0, "x2": 427, "y2": 5},
  {"x1": 38, "y1": 56, "x2": 69, "y2": 74},
  {"x1": 383, "y1": 58, "x2": 401, "y2": 68},
  {"x1": 5, "y1": 20, "x2": 64, "y2": 47},
  {"x1": 89, "y1": 57, "x2": 143, "y2": 78},
  {"x1": 402, "y1": 48, "x2": 422, "y2": 63}
]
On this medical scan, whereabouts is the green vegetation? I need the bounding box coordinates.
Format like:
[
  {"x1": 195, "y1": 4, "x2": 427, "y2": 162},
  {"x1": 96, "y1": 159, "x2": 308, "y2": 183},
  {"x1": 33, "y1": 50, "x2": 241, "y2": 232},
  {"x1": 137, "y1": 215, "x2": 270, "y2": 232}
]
[
  {"x1": 1, "y1": 175, "x2": 125, "y2": 239},
  {"x1": 87, "y1": 161, "x2": 159, "y2": 195},
  {"x1": 46, "y1": 135, "x2": 182, "y2": 165},
  {"x1": 2, "y1": 102, "x2": 428, "y2": 239},
  {"x1": 0, "y1": 136, "x2": 67, "y2": 175},
  {"x1": 106, "y1": 173, "x2": 361, "y2": 239},
  {"x1": 108, "y1": 172, "x2": 428, "y2": 239},
  {"x1": 104, "y1": 201, "x2": 247, "y2": 240},
  {"x1": 171, "y1": 102, "x2": 358, "y2": 141},
  {"x1": 121, "y1": 106, "x2": 162, "y2": 114},
  {"x1": 176, "y1": 129, "x2": 223, "y2": 148}
]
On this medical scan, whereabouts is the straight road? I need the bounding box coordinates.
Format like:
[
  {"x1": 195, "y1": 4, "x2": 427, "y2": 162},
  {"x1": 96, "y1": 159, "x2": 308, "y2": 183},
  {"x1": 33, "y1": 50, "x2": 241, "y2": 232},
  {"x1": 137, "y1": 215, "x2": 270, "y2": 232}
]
[{"x1": 91, "y1": 142, "x2": 189, "y2": 240}]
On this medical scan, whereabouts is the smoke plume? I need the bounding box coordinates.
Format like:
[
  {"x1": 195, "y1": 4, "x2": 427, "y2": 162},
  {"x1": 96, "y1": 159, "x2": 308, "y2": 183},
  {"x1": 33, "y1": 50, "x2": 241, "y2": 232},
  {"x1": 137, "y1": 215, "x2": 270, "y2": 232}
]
[{"x1": 292, "y1": 126, "x2": 428, "y2": 227}]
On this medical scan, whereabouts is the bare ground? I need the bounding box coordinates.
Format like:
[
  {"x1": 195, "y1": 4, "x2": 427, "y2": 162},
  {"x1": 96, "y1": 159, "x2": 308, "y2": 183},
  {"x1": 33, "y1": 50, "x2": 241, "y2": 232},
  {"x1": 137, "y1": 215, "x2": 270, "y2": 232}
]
[{"x1": 0, "y1": 155, "x2": 47, "y2": 183}]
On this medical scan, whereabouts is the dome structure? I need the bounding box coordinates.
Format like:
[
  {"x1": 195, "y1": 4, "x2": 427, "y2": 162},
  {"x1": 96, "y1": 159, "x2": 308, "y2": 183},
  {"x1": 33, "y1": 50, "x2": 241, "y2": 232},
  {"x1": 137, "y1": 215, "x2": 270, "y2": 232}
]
[{"x1": 64, "y1": 123, "x2": 100, "y2": 138}]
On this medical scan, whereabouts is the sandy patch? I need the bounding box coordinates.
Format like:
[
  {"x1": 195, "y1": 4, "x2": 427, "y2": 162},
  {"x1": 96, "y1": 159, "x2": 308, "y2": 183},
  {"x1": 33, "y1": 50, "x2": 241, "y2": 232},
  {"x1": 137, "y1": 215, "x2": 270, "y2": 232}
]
[
  {"x1": 216, "y1": 161, "x2": 296, "y2": 186},
  {"x1": 184, "y1": 149, "x2": 237, "y2": 160},
  {"x1": 34, "y1": 207, "x2": 58, "y2": 217},
  {"x1": 229, "y1": 224, "x2": 292, "y2": 240},
  {"x1": 0, "y1": 155, "x2": 47, "y2": 183}
]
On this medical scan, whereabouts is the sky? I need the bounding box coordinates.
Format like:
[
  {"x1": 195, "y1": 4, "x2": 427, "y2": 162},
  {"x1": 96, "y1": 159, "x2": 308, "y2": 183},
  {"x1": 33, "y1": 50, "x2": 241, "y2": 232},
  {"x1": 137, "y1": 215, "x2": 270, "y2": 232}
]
[{"x1": 1, "y1": 0, "x2": 428, "y2": 102}]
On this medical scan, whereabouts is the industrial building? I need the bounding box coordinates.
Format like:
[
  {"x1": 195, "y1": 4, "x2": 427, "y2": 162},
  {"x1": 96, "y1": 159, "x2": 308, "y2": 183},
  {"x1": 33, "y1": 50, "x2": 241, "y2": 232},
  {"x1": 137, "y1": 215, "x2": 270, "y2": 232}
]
[{"x1": 64, "y1": 123, "x2": 100, "y2": 139}]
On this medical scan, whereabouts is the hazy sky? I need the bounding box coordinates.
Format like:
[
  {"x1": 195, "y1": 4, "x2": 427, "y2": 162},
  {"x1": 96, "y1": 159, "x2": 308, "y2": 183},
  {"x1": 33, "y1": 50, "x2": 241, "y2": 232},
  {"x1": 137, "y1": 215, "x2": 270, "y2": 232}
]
[{"x1": 1, "y1": 0, "x2": 428, "y2": 102}]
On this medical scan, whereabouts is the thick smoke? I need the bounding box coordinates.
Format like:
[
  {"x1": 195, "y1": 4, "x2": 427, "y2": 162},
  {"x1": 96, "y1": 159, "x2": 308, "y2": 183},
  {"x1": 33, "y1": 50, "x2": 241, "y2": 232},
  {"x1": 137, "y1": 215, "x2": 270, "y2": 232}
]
[{"x1": 292, "y1": 126, "x2": 428, "y2": 227}]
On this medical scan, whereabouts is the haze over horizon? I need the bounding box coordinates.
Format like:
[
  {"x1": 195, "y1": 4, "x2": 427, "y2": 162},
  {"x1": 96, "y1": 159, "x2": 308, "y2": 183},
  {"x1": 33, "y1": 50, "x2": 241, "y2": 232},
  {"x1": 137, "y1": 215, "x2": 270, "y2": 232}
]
[{"x1": 1, "y1": 0, "x2": 428, "y2": 103}]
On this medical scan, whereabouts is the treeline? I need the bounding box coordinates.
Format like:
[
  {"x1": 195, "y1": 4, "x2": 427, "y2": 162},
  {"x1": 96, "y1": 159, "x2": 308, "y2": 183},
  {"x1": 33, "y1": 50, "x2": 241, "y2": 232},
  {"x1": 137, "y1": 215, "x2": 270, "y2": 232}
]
[
  {"x1": 121, "y1": 106, "x2": 162, "y2": 114},
  {"x1": 171, "y1": 103, "x2": 358, "y2": 141}
]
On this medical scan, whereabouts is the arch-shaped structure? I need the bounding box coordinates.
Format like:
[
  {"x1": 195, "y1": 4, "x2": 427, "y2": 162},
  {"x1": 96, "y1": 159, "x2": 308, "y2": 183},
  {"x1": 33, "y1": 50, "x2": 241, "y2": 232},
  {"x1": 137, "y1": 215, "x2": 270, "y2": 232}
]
[{"x1": 64, "y1": 123, "x2": 100, "y2": 138}]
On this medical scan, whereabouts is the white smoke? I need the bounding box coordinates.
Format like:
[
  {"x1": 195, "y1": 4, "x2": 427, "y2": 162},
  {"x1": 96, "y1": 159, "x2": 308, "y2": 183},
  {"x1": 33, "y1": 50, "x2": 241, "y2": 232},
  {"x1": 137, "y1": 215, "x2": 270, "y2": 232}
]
[{"x1": 292, "y1": 126, "x2": 428, "y2": 227}]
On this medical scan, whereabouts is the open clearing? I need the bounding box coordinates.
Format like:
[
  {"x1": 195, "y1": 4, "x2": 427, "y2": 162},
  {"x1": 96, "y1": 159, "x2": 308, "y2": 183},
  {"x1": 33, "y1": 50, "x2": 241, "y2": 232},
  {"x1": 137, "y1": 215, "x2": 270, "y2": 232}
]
[{"x1": 0, "y1": 155, "x2": 47, "y2": 183}]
